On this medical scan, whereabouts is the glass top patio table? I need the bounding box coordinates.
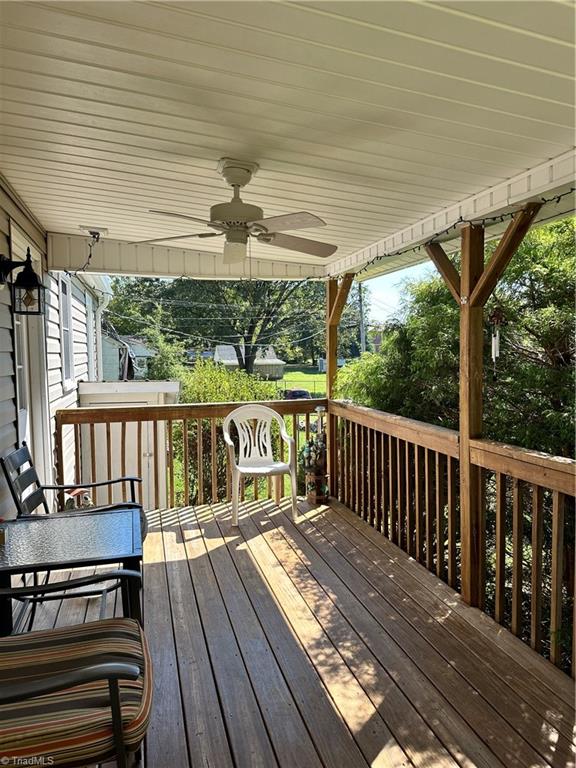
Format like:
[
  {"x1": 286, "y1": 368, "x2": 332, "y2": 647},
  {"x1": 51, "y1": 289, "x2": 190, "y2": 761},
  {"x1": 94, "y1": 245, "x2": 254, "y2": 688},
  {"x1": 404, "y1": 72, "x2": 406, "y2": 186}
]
[
  {"x1": 0, "y1": 508, "x2": 142, "y2": 635},
  {"x1": 0, "y1": 508, "x2": 142, "y2": 574}
]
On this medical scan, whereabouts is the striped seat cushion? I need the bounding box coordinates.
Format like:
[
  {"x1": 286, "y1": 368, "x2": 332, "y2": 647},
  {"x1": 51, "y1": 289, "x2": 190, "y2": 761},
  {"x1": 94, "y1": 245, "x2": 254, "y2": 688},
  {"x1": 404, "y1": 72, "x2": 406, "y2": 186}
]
[{"x1": 0, "y1": 618, "x2": 152, "y2": 767}]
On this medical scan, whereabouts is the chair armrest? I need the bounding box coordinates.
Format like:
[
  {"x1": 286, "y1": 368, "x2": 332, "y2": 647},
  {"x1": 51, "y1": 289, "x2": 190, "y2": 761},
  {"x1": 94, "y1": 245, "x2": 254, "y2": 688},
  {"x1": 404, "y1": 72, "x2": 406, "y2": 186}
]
[
  {"x1": 0, "y1": 570, "x2": 142, "y2": 598},
  {"x1": 0, "y1": 662, "x2": 140, "y2": 705},
  {"x1": 44, "y1": 477, "x2": 142, "y2": 491},
  {"x1": 222, "y1": 431, "x2": 234, "y2": 449}
]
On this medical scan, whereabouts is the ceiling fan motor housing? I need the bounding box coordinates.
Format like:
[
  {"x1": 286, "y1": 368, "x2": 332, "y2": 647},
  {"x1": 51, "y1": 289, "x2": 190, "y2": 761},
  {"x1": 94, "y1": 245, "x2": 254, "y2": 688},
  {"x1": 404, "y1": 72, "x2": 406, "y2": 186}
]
[{"x1": 210, "y1": 199, "x2": 263, "y2": 226}]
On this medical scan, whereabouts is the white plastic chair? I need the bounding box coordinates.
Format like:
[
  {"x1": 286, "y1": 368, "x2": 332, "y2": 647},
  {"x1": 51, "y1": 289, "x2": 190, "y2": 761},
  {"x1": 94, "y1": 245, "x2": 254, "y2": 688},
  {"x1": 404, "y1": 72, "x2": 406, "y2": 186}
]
[{"x1": 222, "y1": 405, "x2": 298, "y2": 525}]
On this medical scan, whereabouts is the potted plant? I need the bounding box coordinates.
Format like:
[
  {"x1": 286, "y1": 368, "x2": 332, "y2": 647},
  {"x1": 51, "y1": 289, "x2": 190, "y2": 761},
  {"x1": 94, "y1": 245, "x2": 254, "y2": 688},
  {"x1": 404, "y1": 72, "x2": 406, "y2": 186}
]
[{"x1": 299, "y1": 406, "x2": 329, "y2": 504}]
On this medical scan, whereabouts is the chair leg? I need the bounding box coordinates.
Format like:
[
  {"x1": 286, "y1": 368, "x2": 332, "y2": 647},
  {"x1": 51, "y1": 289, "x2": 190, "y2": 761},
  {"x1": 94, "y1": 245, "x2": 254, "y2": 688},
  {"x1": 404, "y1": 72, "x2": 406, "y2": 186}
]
[
  {"x1": 289, "y1": 471, "x2": 298, "y2": 521},
  {"x1": 231, "y1": 471, "x2": 240, "y2": 526}
]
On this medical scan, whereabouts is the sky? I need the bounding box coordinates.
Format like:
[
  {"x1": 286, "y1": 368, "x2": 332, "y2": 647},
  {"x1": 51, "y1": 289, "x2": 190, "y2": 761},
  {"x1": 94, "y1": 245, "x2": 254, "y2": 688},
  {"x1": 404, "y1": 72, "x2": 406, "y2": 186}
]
[{"x1": 364, "y1": 261, "x2": 436, "y2": 325}]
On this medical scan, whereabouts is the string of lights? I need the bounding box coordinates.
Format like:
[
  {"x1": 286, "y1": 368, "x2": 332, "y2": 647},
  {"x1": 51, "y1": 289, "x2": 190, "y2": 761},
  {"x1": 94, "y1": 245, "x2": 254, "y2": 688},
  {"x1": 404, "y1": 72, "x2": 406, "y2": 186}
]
[{"x1": 353, "y1": 187, "x2": 575, "y2": 279}]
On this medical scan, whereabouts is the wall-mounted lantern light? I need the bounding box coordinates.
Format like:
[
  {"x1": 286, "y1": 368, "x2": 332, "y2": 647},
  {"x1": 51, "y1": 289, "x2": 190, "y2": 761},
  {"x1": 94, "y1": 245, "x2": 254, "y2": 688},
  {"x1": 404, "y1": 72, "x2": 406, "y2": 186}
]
[{"x1": 0, "y1": 247, "x2": 46, "y2": 315}]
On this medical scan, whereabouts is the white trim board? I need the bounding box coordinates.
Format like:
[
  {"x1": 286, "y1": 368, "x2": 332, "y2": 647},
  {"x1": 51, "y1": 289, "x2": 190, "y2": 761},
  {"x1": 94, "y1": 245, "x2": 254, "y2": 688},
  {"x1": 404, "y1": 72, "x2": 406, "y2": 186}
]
[{"x1": 48, "y1": 235, "x2": 326, "y2": 281}]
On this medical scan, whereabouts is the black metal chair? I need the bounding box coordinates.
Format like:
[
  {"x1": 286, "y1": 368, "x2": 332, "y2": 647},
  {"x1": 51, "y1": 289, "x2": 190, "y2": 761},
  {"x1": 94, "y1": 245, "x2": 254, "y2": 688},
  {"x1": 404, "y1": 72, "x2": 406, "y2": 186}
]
[
  {"x1": 0, "y1": 442, "x2": 147, "y2": 632},
  {"x1": 0, "y1": 441, "x2": 142, "y2": 517}
]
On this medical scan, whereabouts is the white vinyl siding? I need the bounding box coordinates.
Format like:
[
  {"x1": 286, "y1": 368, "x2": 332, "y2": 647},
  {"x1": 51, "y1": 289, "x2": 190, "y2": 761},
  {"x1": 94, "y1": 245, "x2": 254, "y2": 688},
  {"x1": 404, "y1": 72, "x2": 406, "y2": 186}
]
[
  {"x1": 45, "y1": 272, "x2": 98, "y2": 484},
  {"x1": 0, "y1": 188, "x2": 45, "y2": 519}
]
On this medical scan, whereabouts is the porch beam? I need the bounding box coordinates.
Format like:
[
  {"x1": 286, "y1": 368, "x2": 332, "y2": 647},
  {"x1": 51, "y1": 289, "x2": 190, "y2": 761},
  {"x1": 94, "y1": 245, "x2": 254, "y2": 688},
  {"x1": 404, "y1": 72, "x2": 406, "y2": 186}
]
[
  {"x1": 424, "y1": 243, "x2": 461, "y2": 303},
  {"x1": 459, "y1": 223, "x2": 485, "y2": 607},
  {"x1": 328, "y1": 273, "x2": 354, "y2": 326},
  {"x1": 469, "y1": 203, "x2": 542, "y2": 307}
]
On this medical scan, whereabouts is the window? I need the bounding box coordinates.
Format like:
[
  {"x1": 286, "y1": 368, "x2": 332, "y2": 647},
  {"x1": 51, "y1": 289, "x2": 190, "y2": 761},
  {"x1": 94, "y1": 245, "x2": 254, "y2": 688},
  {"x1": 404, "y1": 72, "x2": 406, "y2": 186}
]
[{"x1": 59, "y1": 275, "x2": 74, "y2": 390}]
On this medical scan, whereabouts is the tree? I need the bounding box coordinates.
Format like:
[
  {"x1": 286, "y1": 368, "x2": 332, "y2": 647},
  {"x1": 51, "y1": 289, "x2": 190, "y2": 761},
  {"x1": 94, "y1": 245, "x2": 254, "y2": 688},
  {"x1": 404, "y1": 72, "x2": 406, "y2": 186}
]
[
  {"x1": 105, "y1": 277, "x2": 371, "y2": 371},
  {"x1": 335, "y1": 217, "x2": 575, "y2": 457}
]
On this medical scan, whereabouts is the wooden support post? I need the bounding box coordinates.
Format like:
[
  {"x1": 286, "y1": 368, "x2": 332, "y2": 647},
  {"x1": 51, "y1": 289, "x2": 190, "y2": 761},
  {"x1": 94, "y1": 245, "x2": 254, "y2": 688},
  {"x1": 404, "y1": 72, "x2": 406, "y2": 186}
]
[
  {"x1": 326, "y1": 278, "x2": 339, "y2": 399},
  {"x1": 459, "y1": 223, "x2": 485, "y2": 607},
  {"x1": 326, "y1": 278, "x2": 338, "y2": 497},
  {"x1": 326, "y1": 275, "x2": 354, "y2": 497},
  {"x1": 424, "y1": 205, "x2": 541, "y2": 608}
]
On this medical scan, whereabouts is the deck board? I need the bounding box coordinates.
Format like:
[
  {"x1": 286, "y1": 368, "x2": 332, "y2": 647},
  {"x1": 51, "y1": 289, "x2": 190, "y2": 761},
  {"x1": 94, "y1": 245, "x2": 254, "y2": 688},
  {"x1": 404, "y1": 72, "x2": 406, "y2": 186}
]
[{"x1": 46, "y1": 500, "x2": 574, "y2": 768}]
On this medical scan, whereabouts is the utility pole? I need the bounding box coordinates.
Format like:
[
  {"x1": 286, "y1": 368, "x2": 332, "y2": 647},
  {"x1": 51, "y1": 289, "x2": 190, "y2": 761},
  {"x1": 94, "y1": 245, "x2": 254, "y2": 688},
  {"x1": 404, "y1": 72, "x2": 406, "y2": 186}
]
[{"x1": 358, "y1": 282, "x2": 367, "y2": 353}]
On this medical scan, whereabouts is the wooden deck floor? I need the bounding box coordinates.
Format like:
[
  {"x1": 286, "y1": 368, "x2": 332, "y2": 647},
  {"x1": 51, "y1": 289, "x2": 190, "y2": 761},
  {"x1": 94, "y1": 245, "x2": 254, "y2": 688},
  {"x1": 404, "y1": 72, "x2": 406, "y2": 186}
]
[
  {"x1": 42, "y1": 499, "x2": 575, "y2": 768},
  {"x1": 140, "y1": 499, "x2": 575, "y2": 768}
]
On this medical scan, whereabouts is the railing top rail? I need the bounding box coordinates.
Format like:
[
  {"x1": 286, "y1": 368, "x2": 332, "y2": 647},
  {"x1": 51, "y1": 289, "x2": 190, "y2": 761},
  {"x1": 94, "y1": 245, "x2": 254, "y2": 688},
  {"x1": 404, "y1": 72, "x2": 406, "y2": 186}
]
[
  {"x1": 328, "y1": 399, "x2": 459, "y2": 457},
  {"x1": 56, "y1": 398, "x2": 327, "y2": 425},
  {"x1": 470, "y1": 437, "x2": 575, "y2": 495}
]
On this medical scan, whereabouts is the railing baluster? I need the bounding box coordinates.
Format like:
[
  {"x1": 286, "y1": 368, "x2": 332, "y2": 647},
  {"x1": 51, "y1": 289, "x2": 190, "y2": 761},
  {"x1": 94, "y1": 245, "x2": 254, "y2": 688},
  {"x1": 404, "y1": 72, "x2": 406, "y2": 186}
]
[
  {"x1": 183, "y1": 419, "x2": 189, "y2": 507},
  {"x1": 106, "y1": 422, "x2": 112, "y2": 505},
  {"x1": 374, "y1": 429, "x2": 382, "y2": 532},
  {"x1": 414, "y1": 446, "x2": 423, "y2": 563},
  {"x1": 137, "y1": 421, "x2": 143, "y2": 505},
  {"x1": 511, "y1": 478, "x2": 523, "y2": 636},
  {"x1": 530, "y1": 484, "x2": 544, "y2": 652},
  {"x1": 153, "y1": 420, "x2": 160, "y2": 511},
  {"x1": 382, "y1": 433, "x2": 389, "y2": 538},
  {"x1": 167, "y1": 420, "x2": 174, "y2": 508},
  {"x1": 447, "y1": 457, "x2": 457, "y2": 588},
  {"x1": 550, "y1": 491, "x2": 565, "y2": 666},
  {"x1": 435, "y1": 453, "x2": 446, "y2": 581},
  {"x1": 389, "y1": 435, "x2": 397, "y2": 544},
  {"x1": 406, "y1": 441, "x2": 414, "y2": 556},
  {"x1": 89, "y1": 423, "x2": 97, "y2": 504},
  {"x1": 495, "y1": 472, "x2": 506, "y2": 625},
  {"x1": 211, "y1": 418, "x2": 218, "y2": 504},
  {"x1": 396, "y1": 439, "x2": 405, "y2": 549},
  {"x1": 197, "y1": 419, "x2": 204, "y2": 505},
  {"x1": 120, "y1": 422, "x2": 127, "y2": 499},
  {"x1": 367, "y1": 428, "x2": 374, "y2": 526},
  {"x1": 353, "y1": 422, "x2": 359, "y2": 515},
  {"x1": 74, "y1": 424, "x2": 81, "y2": 486},
  {"x1": 425, "y1": 449, "x2": 434, "y2": 571}
]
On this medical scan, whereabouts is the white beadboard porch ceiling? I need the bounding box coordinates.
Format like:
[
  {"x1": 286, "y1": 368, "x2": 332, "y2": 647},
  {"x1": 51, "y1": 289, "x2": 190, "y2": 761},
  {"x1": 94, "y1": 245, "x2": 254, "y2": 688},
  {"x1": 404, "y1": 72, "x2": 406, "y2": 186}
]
[{"x1": 0, "y1": 1, "x2": 574, "y2": 280}]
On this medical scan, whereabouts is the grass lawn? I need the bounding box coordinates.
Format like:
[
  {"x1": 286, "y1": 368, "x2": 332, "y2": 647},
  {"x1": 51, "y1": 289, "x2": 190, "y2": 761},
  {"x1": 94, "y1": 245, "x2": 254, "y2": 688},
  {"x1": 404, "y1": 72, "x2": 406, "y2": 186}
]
[{"x1": 277, "y1": 365, "x2": 326, "y2": 397}]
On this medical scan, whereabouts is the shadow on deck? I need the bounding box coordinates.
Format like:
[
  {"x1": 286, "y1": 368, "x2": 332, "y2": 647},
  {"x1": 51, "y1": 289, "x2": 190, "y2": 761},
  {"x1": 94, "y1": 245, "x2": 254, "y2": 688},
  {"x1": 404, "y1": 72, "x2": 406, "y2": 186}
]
[{"x1": 139, "y1": 499, "x2": 575, "y2": 768}]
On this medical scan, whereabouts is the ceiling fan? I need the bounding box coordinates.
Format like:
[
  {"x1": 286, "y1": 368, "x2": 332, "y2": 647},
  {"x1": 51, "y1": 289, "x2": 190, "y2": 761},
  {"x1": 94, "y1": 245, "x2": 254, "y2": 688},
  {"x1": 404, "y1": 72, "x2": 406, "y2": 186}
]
[{"x1": 131, "y1": 158, "x2": 337, "y2": 264}]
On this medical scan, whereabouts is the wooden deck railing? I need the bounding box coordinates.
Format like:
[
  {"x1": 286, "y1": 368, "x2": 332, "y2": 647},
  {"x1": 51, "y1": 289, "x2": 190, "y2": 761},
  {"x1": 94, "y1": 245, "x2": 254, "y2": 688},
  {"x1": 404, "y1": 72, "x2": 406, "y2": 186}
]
[
  {"x1": 55, "y1": 396, "x2": 574, "y2": 675},
  {"x1": 328, "y1": 400, "x2": 575, "y2": 676},
  {"x1": 55, "y1": 399, "x2": 326, "y2": 511}
]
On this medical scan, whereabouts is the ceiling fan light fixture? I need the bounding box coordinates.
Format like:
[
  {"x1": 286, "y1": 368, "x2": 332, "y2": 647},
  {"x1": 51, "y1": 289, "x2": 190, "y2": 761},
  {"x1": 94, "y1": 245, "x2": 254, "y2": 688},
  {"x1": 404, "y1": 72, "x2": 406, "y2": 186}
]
[
  {"x1": 223, "y1": 228, "x2": 248, "y2": 264},
  {"x1": 223, "y1": 241, "x2": 247, "y2": 264}
]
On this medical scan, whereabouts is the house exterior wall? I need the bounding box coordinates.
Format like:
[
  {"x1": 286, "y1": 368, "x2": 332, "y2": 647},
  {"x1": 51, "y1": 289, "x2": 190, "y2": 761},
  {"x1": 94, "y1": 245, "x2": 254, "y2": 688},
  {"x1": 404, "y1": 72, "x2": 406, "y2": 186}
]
[
  {"x1": 0, "y1": 184, "x2": 46, "y2": 519},
  {"x1": 0, "y1": 180, "x2": 104, "y2": 517},
  {"x1": 45, "y1": 271, "x2": 100, "y2": 484}
]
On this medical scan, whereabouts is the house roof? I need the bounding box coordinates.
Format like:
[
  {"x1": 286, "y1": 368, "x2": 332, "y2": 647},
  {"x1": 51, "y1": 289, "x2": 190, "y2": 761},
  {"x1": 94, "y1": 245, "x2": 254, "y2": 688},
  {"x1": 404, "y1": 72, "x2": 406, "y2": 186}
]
[
  {"x1": 0, "y1": 2, "x2": 574, "y2": 281},
  {"x1": 214, "y1": 344, "x2": 285, "y2": 366}
]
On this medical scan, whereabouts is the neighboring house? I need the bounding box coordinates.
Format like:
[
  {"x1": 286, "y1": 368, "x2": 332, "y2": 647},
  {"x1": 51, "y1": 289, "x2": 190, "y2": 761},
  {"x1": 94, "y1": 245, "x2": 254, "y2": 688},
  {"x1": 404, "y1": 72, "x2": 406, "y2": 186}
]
[
  {"x1": 214, "y1": 344, "x2": 286, "y2": 380},
  {"x1": 187, "y1": 349, "x2": 214, "y2": 363},
  {"x1": 102, "y1": 333, "x2": 157, "y2": 380},
  {"x1": 0, "y1": 185, "x2": 111, "y2": 518}
]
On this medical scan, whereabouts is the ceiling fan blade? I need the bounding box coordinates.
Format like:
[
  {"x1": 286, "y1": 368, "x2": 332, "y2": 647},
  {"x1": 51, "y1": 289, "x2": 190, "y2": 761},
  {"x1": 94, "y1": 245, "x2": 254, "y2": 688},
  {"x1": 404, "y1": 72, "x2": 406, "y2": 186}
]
[
  {"x1": 149, "y1": 210, "x2": 226, "y2": 231},
  {"x1": 129, "y1": 233, "x2": 223, "y2": 245},
  {"x1": 258, "y1": 232, "x2": 337, "y2": 258},
  {"x1": 250, "y1": 212, "x2": 326, "y2": 233}
]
